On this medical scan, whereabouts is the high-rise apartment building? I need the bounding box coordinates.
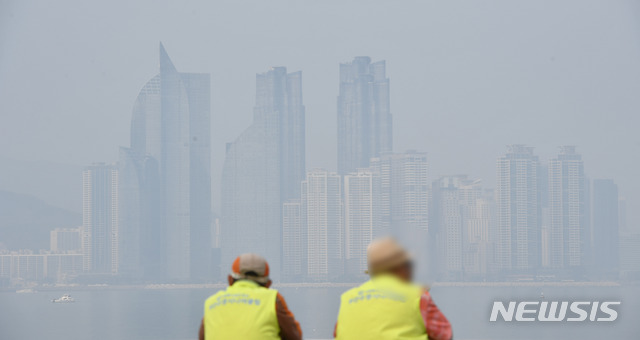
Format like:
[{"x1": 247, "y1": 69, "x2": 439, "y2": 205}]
[
  {"x1": 496, "y1": 145, "x2": 540, "y2": 273},
  {"x1": 592, "y1": 179, "x2": 619, "y2": 278},
  {"x1": 548, "y1": 146, "x2": 587, "y2": 270},
  {"x1": 82, "y1": 164, "x2": 118, "y2": 274},
  {"x1": 0, "y1": 251, "x2": 83, "y2": 283},
  {"x1": 459, "y1": 180, "x2": 486, "y2": 244},
  {"x1": 619, "y1": 232, "x2": 640, "y2": 281},
  {"x1": 370, "y1": 151, "x2": 429, "y2": 236},
  {"x1": 457, "y1": 178, "x2": 495, "y2": 278},
  {"x1": 301, "y1": 170, "x2": 344, "y2": 281},
  {"x1": 619, "y1": 197, "x2": 627, "y2": 233},
  {"x1": 337, "y1": 57, "x2": 392, "y2": 175},
  {"x1": 430, "y1": 176, "x2": 465, "y2": 281},
  {"x1": 118, "y1": 43, "x2": 211, "y2": 281},
  {"x1": 369, "y1": 151, "x2": 429, "y2": 274},
  {"x1": 464, "y1": 188, "x2": 494, "y2": 278},
  {"x1": 344, "y1": 170, "x2": 380, "y2": 276},
  {"x1": 50, "y1": 227, "x2": 82, "y2": 253},
  {"x1": 430, "y1": 176, "x2": 494, "y2": 280},
  {"x1": 221, "y1": 67, "x2": 305, "y2": 279},
  {"x1": 282, "y1": 200, "x2": 304, "y2": 281}
]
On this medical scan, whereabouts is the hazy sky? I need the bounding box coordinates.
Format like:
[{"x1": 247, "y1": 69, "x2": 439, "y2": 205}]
[{"x1": 1, "y1": 0, "x2": 639, "y2": 225}]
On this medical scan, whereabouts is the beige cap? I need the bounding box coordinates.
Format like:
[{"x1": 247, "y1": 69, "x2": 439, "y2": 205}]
[
  {"x1": 230, "y1": 253, "x2": 270, "y2": 284},
  {"x1": 366, "y1": 237, "x2": 411, "y2": 275}
]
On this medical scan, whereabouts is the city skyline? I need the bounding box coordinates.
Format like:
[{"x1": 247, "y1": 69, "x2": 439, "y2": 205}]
[
  {"x1": 2, "y1": 2, "x2": 640, "y2": 340},
  {"x1": 0, "y1": 46, "x2": 637, "y2": 285},
  {"x1": 3, "y1": 1, "x2": 639, "y2": 231}
]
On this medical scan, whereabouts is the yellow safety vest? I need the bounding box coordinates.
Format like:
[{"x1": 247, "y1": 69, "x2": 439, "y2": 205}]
[
  {"x1": 336, "y1": 274, "x2": 427, "y2": 340},
  {"x1": 203, "y1": 280, "x2": 280, "y2": 340}
]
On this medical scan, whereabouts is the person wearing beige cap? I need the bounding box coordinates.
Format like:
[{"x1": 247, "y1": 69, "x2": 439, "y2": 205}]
[
  {"x1": 334, "y1": 238, "x2": 453, "y2": 340},
  {"x1": 198, "y1": 253, "x2": 302, "y2": 340}
]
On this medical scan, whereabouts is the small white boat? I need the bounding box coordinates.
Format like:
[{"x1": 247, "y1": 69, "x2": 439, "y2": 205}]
[
  {"x1": 16, "y1": 288, "x2": 36, "y2": 294},
  {"x1": 52, "y1": 294, "x2": 75, "y2": 303}
]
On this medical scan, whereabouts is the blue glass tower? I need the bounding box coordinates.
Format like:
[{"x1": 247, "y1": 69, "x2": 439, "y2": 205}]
[
  {"x1": 221, "y1": 67, "x2": 305, "y2": 279},
  {"x1": 118, "y1": 43, "x2": 211, "y2": 281}
]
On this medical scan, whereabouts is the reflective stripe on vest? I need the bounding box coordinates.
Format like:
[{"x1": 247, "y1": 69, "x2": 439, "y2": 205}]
[
  {"x1": 336, "y1": 275, "x2": 427, "y2": 340},
  {"x1": 203, "y1": 280, "x2": 280, "y2": 340}
]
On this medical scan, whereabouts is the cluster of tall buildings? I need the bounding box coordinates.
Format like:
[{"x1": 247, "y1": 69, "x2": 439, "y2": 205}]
[
  {"x1": 221, "y1": 57, "x2": 424, "y2": 282},
  {"x1": 0, "y1": 45, "x2": 634, "y2": 286},
  {"x1": 427, "y1": 146, "x2": 625, "y2": 281},
  {"x1": 70, "y1": 45, "x2": 635, "y2": 284},
  {"x1": 420, "y1": 146, "x2": 629, "y2": 282}
]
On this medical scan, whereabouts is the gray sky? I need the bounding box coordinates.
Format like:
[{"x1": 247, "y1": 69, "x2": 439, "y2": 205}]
[{"x1": 1, "y1": 0, "x2": 639, "y2": 226}]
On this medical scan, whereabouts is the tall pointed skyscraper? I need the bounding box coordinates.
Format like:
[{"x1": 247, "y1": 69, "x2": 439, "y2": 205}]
[
  {"x1": 337, "y1": 57, "x2": 392, "y2": 175},
  {"x1": 221, "y1": 67, "x2": 305, "y2": 279},
  {"x1": 118, "y1": 43, "x2": 211, "y2": 281}
]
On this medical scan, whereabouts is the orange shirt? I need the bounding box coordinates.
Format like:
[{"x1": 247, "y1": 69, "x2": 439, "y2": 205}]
[{"x1": 275, "y1": 293, "x2": 303, "y2": 340}]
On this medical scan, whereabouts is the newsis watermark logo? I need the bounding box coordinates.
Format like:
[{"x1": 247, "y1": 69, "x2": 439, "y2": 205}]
[{"x1": 490, "y1": 301, "x2": 621, "y2": 322}]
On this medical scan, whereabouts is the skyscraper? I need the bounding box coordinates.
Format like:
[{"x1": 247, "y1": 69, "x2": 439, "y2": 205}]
[
  {"x1": 619, "y1": 232, "x2": 640, "y2": 281},
  {"x1": 369, "y1": 151, "x2": 429, "y2": 276},
  {"x1": 592, "y1": 179, "x2": 619, "y2": 278},
  {"x1": 118, "y1": 43, "x2": 211, "y2": 281},
  {"x1": 430, "y1": 176, "x2": 494, "y2": 280},
  {"x1": 50, "y1": 227, "x2": 82, "y2": 253},
  {"x1": 464, "y1": 188, "x2": 494, "y2": 278},
  {"x1": 619, "y1": 197, "x2": 627, "y2": 233},
  {"x1": 370, "y1": 151, "x2": 429, "y2": 237},
  {"x1": 344, "y1": 170, "x2": 380, "y2": 277},
  {"x1": 496, "y1": 145, "x2": 540, "y2": 274},
  {"x1": 301, "y1": 169, "x2": 344, "y2": 281},
  {"x1": 337, "y1": 57, "x2": 392, "y2": 175},
  {"x1": 221, "y1": 67, "x2": 305, "y2": 279},
  {"x1": 430, "y1": 176, "x2": 466, "y2": 281},
  {"x1": 282, "y1": 200, "x2": 304, "y2": 281},
  {"x1": 82, "y1": 163, "x2": 118, "y2": 274},
  {"x1": 548, "y1": 146, "x2": 587, "y2": 270}
]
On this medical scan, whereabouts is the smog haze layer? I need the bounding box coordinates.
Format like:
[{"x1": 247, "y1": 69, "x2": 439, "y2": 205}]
[{"x1": 1, "y1": 0, "x2": 638, "y2": 224}]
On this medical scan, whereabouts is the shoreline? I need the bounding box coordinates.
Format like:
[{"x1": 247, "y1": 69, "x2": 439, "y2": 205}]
[{"x1": 4, "y1": 280, "x2": 631, "y2": 292}]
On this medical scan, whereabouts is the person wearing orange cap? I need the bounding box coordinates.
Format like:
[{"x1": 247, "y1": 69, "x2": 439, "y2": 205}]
[
  {"x1": 198, "y1": 253, "x2": 302, "y2": 340},
  {"x1": 334, "y1": 237, "x2": 453, "y2": 340}
]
